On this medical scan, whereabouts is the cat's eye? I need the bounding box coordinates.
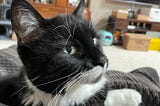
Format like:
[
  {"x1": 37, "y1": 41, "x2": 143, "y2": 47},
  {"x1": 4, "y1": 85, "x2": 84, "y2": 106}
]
[
  {"x1": 93, "y1": 38, "x2": 97, "y2": 45},
  {"x1": 63, "y1": 46, "x2": 77, "y2": 55}
]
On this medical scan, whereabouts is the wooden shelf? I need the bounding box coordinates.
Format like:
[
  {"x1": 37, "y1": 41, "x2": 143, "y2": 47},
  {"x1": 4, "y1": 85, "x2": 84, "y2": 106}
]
[
  {"x1": 127, "y1": 29, "x2": 147, "y2": 33},
  {"x1": 28, "y1": 0, "x2": 91, "y2": 20},
  {"x1": 107, "y1": 16, "x2": 160, "y2": 33}
]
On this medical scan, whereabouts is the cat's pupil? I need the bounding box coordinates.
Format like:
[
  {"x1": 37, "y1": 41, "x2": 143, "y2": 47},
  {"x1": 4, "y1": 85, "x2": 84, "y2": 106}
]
[
  {"x1": 67, "y1": 47, "x2": 72, "y2": 53},
  {"x1": 63, "y1": 46, "x2": 77, "y2": 55}
]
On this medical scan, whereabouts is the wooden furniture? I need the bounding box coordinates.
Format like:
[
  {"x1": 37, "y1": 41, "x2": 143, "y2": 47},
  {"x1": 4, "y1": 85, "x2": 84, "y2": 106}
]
[
  {"x1": 28, "y1": 0, "x2": 91, "y2": 20},
  {"x1": 107, "y1": 16, "x2": 160, "y2": 44},
  {"x1": 107, "y1": 16, "x2": 160, "y2": 33}
]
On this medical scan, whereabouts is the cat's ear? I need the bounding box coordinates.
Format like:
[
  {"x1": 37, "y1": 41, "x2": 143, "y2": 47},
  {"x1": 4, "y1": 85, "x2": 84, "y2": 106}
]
[
  {"x1": 73, "y1": 0, "x2": 85, "y2": 18},
  {"x1": 11, "y1": 0, "x2": 44, "y2": 41}
]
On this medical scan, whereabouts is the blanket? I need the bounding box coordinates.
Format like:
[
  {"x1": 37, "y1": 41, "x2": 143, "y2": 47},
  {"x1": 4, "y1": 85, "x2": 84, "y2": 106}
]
[
  {"x1": 106, "y1": 68, "x2": 160, "y2": 106},
  {"x1": 0, "y1": 45, "x2": 160, "y2": 106},
  {"x1": 0, "y1": 45, "x2": 22, "y2": 77}
]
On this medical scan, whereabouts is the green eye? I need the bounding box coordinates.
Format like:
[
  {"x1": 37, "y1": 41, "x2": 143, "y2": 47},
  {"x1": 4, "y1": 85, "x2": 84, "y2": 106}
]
[{"x1": 63, "y1": 46, "x2": 77, "y2": 55}]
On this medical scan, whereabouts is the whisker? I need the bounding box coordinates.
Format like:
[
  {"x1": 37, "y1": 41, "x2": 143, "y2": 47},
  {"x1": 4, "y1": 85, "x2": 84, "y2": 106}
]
[
  {"x1": 11, "y1": 87, "x2": 26, "y2": 97},
  {"x1": 54, "y1": 79, "x2": 71, "y2": 106},
  {"x1": 21, "y1": 76, "x2": 40, "y2": 83},
  {"x1": 65, "y1": 34, "x2": 72, "y2": 46},
  {"x1": 49, "y1": 79, "x2": 70, "y2": 106},
  {"x1": 53, "y1": 70, "x2": 82, "y2": 105},
  {"x1": 52, "y1": 24, "x2": 69, "y2": 32},
  {"x1": 61, "y1": 75, "x2": 83, "y2": 105},
  {"x1": 64, "y1": 12, "x2": 73, "y2": 46},
  {"x1": 45, "y1": 67, "x2": 82, "y2": 105},
  {"x1": 72, "y1": 22, "x2": 78, "y2": 37},
  {"x1": 66, "y1": 75, "x2": 82, "y2": 94},
  {"x1": 64, "y1": 11, "x2": 72, "y2": 36},
  {"x1": 11, "y1": 76, "x2": 39, "y2": 96},
  {"x1": 46, "y1": 73, "x2": 76, "y2": 105},
  {"x1": 36, "y1": 69, "x2": 79, "y2": 87},
  {"x1": 53, "y1": 72, "x2": 80, "y2": 106},
  {"x1": 54, "y1": 64, "x2": 66, "y2": 70},
  {"x1": 92, "y1": 14, "x2": 108, "y2": 27},
  {"x1": 50, "y1": 23, "x2": 73, "y2": 47}
]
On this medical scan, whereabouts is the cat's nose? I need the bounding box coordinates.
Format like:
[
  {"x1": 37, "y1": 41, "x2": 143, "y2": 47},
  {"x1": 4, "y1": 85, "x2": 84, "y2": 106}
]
[{"x1": 96, "y1": 56, "x2": 108, "y2": 67}]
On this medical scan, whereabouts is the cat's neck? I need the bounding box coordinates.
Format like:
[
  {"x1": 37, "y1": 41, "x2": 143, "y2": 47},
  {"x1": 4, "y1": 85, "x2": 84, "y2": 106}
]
[{"x1": 21, "y1": 75, "x2": 107, "y2": 106}]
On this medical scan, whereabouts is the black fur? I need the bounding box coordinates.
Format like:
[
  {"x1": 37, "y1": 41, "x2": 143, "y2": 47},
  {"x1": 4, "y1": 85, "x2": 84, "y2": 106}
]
[{"x1": 0, "y1": 69, "x2": 30, "y2": 106}]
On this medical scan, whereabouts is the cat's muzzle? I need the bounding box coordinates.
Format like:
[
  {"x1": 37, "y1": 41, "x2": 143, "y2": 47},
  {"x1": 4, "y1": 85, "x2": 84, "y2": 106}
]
[{"x1": 80, "y1": 65, "x2": 107, "y2": 84}]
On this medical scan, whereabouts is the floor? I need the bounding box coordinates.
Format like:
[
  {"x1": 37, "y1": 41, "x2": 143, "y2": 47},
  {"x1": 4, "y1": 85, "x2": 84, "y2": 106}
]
[
  {"x1": 103, "y1": 46, "x2": 160, "y2": 76},
  {"x1": 0, "y1": 40, "x2": 16, "y2": 49},
  {"x1": 0, "y1": 40, "x2": 160, "y2": 75}
]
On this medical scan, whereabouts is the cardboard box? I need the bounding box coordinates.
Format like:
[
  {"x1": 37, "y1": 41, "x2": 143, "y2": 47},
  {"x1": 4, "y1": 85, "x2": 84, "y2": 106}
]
[
  {"x1": 112, "y1": 10, "x2": 128, "y2": 19},
  {"x1": 117, "y1": 12, "x2": 128, "y2": 19},
  {"x1": 123, "y1": 33, "x2": 151, "y2": 51},
  {"x1": 136, "y1": 15, "x2": 149, "y2": 21}
]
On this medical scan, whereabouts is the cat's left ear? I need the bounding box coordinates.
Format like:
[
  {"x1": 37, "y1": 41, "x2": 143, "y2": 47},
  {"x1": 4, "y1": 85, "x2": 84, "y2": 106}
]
[
  {"x1": 11, "y1": 0, "x2": 45, "y2": 42},
  {"x1": 73, "y1": 0, "x2": 85, "y2": 18}
]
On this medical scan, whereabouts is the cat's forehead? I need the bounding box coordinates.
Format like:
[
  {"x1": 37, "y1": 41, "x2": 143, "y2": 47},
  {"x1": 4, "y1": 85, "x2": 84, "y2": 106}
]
[
  {"x1": 47, "y1": 15, "x2": 96, "y2": 38},
  {"x1": 37, "y1": 14, "x2": 98, "y2": 48}
]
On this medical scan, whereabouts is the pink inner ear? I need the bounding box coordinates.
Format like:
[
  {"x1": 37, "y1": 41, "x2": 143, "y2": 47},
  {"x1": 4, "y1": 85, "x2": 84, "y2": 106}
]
[
  {"x1": 20, "y1": 12, "x2": 39, "y2": 35},
  {"x1": 11, "y1": 0, "x2": 42, "y2": 41},
  {"x1": 14, "y1": 8, "x2": 39, "y2": 36}
]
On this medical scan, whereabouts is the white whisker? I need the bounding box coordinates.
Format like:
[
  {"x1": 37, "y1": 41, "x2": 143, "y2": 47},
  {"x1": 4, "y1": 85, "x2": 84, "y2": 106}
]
[{"x1": 11, "y1": 76, "x2": 40, "y2": 96}]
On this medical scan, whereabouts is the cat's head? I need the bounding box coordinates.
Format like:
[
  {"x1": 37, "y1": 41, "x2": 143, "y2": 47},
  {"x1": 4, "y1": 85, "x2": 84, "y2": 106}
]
[{"x1": 11, "y1": 0, "x2": 108, "y2": 94}]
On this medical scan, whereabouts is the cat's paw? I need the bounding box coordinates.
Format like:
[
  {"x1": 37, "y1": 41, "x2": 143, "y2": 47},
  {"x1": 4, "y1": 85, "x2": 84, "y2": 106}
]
[{"x1": 104, "y1": 89, "x2": 142, "y2": 106}]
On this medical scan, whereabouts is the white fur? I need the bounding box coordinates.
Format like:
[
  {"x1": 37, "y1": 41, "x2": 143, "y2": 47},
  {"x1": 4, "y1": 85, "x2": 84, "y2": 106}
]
[
  {"x1": 59, "y1": 76, "x2": 107, "y2": 106},
  {"x1": 22, "y1": 78, "x2": 51, "y2": 106},
  {"x1": 104, "y1": 89, "x2": 142, "y2": 106},
  {"x1": 23, "y1": 66, "x2": 107, "y2": 106}
]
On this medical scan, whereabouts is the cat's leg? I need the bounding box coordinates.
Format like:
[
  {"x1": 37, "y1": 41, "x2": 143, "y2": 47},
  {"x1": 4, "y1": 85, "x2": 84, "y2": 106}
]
[{"x1": 104, "y1": 89, "x2": 142, "y2": 106}]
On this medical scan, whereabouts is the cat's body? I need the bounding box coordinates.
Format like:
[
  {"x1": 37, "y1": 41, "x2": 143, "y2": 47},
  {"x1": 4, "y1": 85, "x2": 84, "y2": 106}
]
[{"x1": 0, "y1": 0, "x2": 143, "y2": 106}]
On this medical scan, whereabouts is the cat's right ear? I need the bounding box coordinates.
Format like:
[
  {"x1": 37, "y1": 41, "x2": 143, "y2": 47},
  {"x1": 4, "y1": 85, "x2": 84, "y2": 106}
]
[
  {"x1": 73, "y1": 0, "x2": 85, "y2": 18},
  {"x1": 11, "y1": 0, "x2": 44, "y2": 42}
]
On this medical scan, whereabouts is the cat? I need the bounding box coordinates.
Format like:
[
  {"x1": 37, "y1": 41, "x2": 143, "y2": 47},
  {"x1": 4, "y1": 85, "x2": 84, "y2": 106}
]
[{"x1": 0, "y1": 0, "x2": 142, "y2": 106}]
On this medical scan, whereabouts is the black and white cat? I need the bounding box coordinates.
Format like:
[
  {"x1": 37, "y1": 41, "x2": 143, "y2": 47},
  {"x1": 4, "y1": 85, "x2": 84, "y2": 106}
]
[{"x1": 0, "y1": 0, "x2": 142, "y2": 106}]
